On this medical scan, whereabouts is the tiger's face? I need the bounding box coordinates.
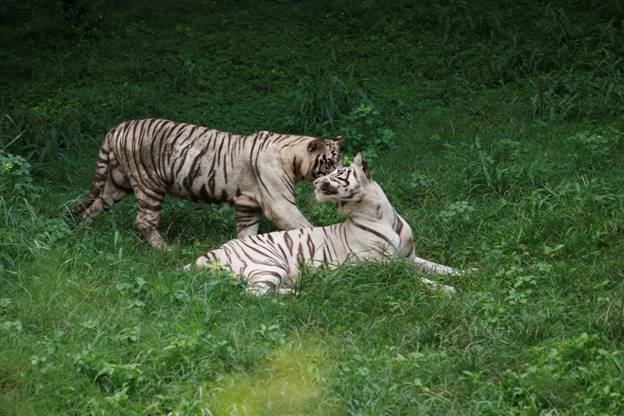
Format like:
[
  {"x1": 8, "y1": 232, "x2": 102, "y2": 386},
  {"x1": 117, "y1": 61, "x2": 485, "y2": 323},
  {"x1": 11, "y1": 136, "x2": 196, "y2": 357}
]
[
  {"x1": 305, "y1": 136, "x2": 345, "y2": 180},
  {"x1": 314, "y1": 153, "x2": 371, "y2": 203}
]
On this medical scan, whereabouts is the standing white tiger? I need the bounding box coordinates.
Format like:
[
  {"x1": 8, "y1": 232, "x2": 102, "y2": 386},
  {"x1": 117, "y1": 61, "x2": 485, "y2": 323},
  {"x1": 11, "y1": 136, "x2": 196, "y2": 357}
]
[
  {"x1": 187, "y1": 153, "x2": 464, "y2": 295},
  {"x1": 69, "y1": 118, "x2": 344, "y2": 249}
]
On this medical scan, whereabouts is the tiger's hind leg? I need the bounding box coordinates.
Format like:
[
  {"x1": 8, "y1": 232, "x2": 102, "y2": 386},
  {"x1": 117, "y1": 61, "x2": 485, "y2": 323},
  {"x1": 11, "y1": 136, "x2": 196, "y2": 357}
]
[
  {"x1": 133, "y1": 186, "x2": 168, "y2": 250},
  {"x1": 80, "y1": 164, "x2": 131, "y2": 222},
  {"x1": 235, "y1": 206, "x2": 262, "y2": 237},
  {"x1": 186, "y1": 249, "x2": 222, "y2": 271},
  {"x1": 246, "y1": 269, "x2": 290, "y2": 296}
]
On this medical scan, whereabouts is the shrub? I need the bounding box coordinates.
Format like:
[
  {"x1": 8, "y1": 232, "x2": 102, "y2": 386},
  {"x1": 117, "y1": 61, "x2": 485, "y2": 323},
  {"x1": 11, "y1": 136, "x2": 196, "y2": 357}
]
[
  {"x1": 337, "y1": 103, "x2": 396, "y2": 160},
  {"x1": 286, "y1": 73, "x2": 363, "y2": 135},
  {"x1": 286, "y1": 73, "x2": 395, "y2": 160}
]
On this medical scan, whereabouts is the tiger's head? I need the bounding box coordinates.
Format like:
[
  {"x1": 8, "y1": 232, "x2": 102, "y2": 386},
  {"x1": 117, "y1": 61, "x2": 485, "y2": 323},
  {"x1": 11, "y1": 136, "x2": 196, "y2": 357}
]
[
  {"x1": 301, "y1": 136, "x2": 345, "y2": 180},
  {"x1": 313, "y1": 152, "x2": 372, "y2": 203}
]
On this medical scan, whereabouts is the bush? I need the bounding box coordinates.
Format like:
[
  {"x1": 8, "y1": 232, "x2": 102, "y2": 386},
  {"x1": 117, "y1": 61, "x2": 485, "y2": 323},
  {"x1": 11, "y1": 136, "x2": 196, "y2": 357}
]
[
  {"x1": 337, "y1": 103, "x2": 396, "y2": 160},
  {"x1": 286, "y1": 73, "x2": 363, "y2": 135},
  {"x1": 286, "y1": 73, "x2": 395, "y2": 160}
]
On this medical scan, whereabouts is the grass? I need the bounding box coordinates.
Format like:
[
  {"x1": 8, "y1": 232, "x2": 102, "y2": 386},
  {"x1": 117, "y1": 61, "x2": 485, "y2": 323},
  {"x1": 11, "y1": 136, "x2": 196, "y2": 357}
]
[{"x1": 1, "y1": 0, "x2": 624, "y2": 414}]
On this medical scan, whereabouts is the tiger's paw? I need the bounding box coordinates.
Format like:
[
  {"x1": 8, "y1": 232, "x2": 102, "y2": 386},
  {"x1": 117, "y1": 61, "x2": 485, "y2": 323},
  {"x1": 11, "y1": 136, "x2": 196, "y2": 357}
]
[
  {"x1": 246, "y1": 284, "x2": 271, "y2": 297},
  {"x1": 441, "y1": 284, "x2": 456, "y2": 295},
  {"x1": 277, "y1": 286, "x2": 295, "y2": 295},
  {"x1": 149, "y1": 237, "x2": 173, "y2": 251}
]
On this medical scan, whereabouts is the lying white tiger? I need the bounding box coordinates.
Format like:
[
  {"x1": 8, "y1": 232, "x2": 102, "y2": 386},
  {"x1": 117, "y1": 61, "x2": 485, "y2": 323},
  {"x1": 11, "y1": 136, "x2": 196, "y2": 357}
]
[{"x1": 186, "y1": 153, "x2": 463, "y2": 295}]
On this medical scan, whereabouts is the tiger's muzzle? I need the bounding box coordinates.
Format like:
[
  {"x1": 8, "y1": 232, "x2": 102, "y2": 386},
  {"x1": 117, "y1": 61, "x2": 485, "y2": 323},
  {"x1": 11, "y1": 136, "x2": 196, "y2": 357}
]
[{"x1": 314, "y1": 178, "x2": 338, "y2": 195}]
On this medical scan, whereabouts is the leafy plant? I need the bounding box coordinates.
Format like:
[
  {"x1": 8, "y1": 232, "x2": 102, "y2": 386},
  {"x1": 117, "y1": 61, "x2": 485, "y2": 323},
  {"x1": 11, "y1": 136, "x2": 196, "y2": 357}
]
[
  {"x1": 0, "y1": 320, "x2": 23, "y2": 339},
  {"x1": 287, "y1": 73, "x2": 395, "y2": 160},
  {"x1": 572, "y1": 127, "x2": 623, "y2": 159},
  {"x1": 0, "y1": 151, "x2": 38, "y2": 198},
  {"x1": 337, "y1": 103, "x2": 396, "y2": 160},
  {"x1": 408, "y1": 171, "x2": 431, "y2": 191},
  {"x1": 307, "y1": 202, "x2": 344, "y2": 226},
  {"x1": 503, "y1": 333, "x2": 624, "y2": 413},
  {"x1": 438, "y1": 200, "x2": 475, "y2": 224}
]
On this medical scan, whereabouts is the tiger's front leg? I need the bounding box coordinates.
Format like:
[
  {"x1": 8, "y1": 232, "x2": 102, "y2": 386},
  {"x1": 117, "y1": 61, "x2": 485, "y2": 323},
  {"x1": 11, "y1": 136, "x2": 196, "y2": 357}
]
[
  {"x1": 410, "y1": 254, "x2": 464, "y2": 276},
  {"x1": 257, "y1": 174, "x2": 312, "y2": 231},
  {"x1": 235, "y1": 206, "x2": 262, "y2": 238},
  {"x1": 245, "y1": 269, "x2": 290, "y2": 296},
  {"x1": 261, "y1": 202, "x2": 312, "y2": 231}
]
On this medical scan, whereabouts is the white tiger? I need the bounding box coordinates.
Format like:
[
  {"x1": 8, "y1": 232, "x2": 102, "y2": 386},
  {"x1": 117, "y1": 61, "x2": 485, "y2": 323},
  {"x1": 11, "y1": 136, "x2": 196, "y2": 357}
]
[
  {"x1": 69, "y1": 118, "x2": 344, "y2": 249},
  {"x1": 186, "y1": 153, "x2": 464, "y2": 295}
]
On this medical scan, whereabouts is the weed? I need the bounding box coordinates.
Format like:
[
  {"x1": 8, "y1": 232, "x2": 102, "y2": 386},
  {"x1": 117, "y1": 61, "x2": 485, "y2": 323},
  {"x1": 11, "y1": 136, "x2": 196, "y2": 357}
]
[
  {"x1": 466, "y1": 137, "x2": 551, "y2": 196},
  {"x1": 287, "y1": 72, "x2": 363, "y2": 135},
  {"x1": 0, "y1": 151, "x2": 38, "y2": 197},
  {"x1": 571, "y1": 127, "x2": 624, "y2": 166},
  {"x1": 530, "y1": 76, "x2": 582, "y2": 120},
  {"x1": 438, "y1": 200, "x2": 475, "y2": 224},
  {"x1": 203, "y1": 338, "x2": 338, "y2": 415}
]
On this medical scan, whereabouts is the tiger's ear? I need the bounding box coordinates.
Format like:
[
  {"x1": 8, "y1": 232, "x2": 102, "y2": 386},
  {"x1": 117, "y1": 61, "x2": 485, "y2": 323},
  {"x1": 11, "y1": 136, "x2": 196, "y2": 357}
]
[
  {"x1": 353, "y1": 152, "x2": 371, "y2": 181},
  {"x1": 332, "y1": 135, "x2": 347, "y2": 144},
  {"x1": 307, "y1": 139, "x2": 326, "y2": 153}
]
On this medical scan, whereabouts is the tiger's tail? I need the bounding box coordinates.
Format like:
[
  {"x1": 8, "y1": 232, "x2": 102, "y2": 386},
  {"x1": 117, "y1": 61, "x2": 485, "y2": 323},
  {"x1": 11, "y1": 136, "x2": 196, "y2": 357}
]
[{"x1": 67, "y1": 133, "x2": 113, "y2": 217}]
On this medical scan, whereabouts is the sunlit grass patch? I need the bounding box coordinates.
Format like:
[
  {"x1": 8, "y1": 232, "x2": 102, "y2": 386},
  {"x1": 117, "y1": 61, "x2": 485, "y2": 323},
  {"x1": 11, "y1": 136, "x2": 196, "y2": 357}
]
[{"x1": 203, "y1": 336, "x2": 340, "y2": 416}]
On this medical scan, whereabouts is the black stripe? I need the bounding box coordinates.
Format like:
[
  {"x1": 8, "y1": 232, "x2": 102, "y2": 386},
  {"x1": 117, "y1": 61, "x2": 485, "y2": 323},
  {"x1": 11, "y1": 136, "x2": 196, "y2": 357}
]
[{"x1": 350, "y1": 219, "x2": 394, "y2": 247}]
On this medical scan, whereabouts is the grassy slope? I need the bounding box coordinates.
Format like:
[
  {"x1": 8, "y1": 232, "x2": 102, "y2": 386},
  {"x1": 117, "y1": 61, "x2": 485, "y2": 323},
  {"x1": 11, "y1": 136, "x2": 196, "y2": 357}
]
[{"x1": 1, "y1": 0, "x2": 624, "y2": 414}]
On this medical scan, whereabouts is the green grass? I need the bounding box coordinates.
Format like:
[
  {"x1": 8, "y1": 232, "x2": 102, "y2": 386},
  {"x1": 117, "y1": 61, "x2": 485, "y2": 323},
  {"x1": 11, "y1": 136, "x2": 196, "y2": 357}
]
[{"x1": 2, "y1": 0, "x2": 624, "y2": 414}]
